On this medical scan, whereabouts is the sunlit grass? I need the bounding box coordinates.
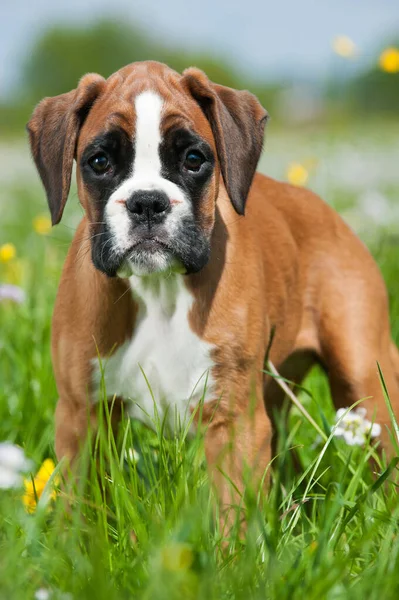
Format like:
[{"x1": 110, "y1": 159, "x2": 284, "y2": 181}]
[{"x1": 1, "y1": 126, "x2": 399, "y2": 598}]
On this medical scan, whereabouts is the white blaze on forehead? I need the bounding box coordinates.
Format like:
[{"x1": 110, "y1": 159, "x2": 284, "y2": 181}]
[{"x1": 133, "y1": 91, "x2": 163, "y2": 180}]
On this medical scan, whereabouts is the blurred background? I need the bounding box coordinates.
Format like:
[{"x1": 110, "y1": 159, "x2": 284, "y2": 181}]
[{"x1": 1, "y1": 0, "x2": 399, "y2": 262}]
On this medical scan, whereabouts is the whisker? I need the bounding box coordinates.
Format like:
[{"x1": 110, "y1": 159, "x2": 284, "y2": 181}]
[
  {"x1": 114, "y1": 285, "x2": 132, "y2": 305},
  {"x1": 100, "y1": 237, "x2": 114, "y2": 267}
]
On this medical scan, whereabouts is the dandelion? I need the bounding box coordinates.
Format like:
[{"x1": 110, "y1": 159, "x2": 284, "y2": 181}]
[
  {"x1": 33, "y1": 215, "x2": 52, "y2": 236},
  {"x1": 23, "y1": 458, "x2": 58, "y2": 513},
  {"x1": 0, "y1": 284, "x2": 25, "y2": 304},
  {"x1": 0, "y1": 442, "x2": 32, "y2": 489},
  {"x1": 332, "y1": 35, "x2": 357, "y2": 59},
  {"x1": 160, "y1": 542, "x2": 194, "y2": 572},
  {"x1": 286, "y1": 163, "x2": 309, "y2": 186},
  {"x1": 4, "y1": 258, "x2": 25, "y2": 285},
  {"x1": 333, "y1": 407, "x2": 381, "y2": 446},
  {"x1": 0, "y1": 243, "x2": 16, "y2": 263},
  {"x1": 379, "y1": 48, "x2": 399, "y2": 74}
]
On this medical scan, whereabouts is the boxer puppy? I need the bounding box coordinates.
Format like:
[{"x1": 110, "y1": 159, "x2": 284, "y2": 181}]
[{"x1": 28, "y1": 61, "x2": 399, "y2": 521}]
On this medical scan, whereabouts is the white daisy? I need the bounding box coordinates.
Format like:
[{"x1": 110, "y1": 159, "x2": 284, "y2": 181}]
[
  {"x1": 0, "y1": 442, "x2": 32, "y2": 489},
  {"x1": 333, "y1": 407, "x2": 381, "y2": 446}
]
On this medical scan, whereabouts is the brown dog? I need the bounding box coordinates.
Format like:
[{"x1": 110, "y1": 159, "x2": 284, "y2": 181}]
[{"x1": 28, "y1": 61, "x2": 399, "y2": 516}]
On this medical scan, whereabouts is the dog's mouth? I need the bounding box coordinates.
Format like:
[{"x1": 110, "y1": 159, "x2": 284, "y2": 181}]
[
  {"x1": 117, "y1": 236, "x2": 184, "y2": 278},
  {"x1": 127, "y1": 237, "x2": 171, "y2": 253}
]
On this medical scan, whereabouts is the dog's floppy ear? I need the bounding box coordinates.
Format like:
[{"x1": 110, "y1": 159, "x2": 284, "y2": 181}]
[
  {"x1": 27, "y1": 73, "x2": 106, "y2": 225},
  {"x1": 181, "y1": 68, "x2": 268, "y2": 215}
]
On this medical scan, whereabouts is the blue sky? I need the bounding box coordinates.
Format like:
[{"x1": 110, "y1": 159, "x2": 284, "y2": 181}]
[{"x1": 2, "y1": 0, "x2": 399, "y2": 98}]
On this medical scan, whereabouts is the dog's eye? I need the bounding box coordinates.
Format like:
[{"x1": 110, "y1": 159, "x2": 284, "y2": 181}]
[
  {"x1": 89, "y1": 153, "x2": 110, "y2": 174},
  {"x1": 183, "y1": 151, "x2": 204, "y2": 172}
]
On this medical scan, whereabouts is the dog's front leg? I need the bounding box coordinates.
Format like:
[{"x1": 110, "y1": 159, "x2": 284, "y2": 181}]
[
  {"x1": 202, "y1": 396, "x2": 273, "y2": 539},
  {"x1": 55, "y1": 398, "x2": 98, "y2": 464},
  {"x1": 55, "y1": 396, "x2": 124, "y2": 465}
]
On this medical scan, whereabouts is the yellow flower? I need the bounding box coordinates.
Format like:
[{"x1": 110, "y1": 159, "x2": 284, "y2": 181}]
[
  {"x1": 379, "y1": 48, "x2": 399, "y2": 73},
  {"x1": 286, "y1": 163, "x2": 309, "y2": 187},
  {"x1": 23, "y1": 459, "x2": 58, "y2": 513},
  {"x1": 33, "y1": 215, "x2": 52, "y2": 236},
  {"x1": 4, "y1": 258, "x2": 25, "y2": 285},
  {"x1": 332, "y1": 35, "x2": 357, "y2": 58},
  {"x1": 0, "y1": 243, "x2": 16, "y2": 263},
  {"x1": 160, "y1": 542, "x2": 194, "y2": 572}
]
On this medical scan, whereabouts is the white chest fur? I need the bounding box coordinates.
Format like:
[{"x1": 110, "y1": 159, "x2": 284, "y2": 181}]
[{"x1": 92, "y1": 274, "x2": 215, "y2": 434}]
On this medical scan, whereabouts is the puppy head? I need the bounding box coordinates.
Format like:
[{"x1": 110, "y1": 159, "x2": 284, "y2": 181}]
[{"x1": 28, "y1": 61, "x2": 268, "y2": 278}]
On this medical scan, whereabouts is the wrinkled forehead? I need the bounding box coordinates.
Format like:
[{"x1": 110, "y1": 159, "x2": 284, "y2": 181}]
[{"x1": 78, "y1": 67, "x2": 214, "y2": 153}]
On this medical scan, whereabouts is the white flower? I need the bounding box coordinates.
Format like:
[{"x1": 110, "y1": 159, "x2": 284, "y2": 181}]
[
  {"x1": 0, "y1": 284, "x2": 26, "y2": 304},
  {"x1": 34, "y1": 589, "x2": 51, "y2": 600},
  {"x1": 125, "y1": 448, "x2": 140, "y2": 464},
  {"x1": 0, "y1": 442, "x2": 32, "y2": 489},
  {"x1": 333, "y1": 407, "x2": 381, "y2": 446}
]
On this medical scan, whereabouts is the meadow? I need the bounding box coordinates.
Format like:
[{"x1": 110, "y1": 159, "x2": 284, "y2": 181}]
[{"x1": 1, "y1": 119, "x2": 399, "y2": 599}]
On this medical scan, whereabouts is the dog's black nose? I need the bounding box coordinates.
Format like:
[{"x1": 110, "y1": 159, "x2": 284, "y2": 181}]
[{"x1": 126, "y1": 190, "x2": 170, "y2": 223}]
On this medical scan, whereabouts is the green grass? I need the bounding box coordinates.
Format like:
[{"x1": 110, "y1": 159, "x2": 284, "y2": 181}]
[{"x1": 2, "y1": 127, "x2": 399, "y2": 599}]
